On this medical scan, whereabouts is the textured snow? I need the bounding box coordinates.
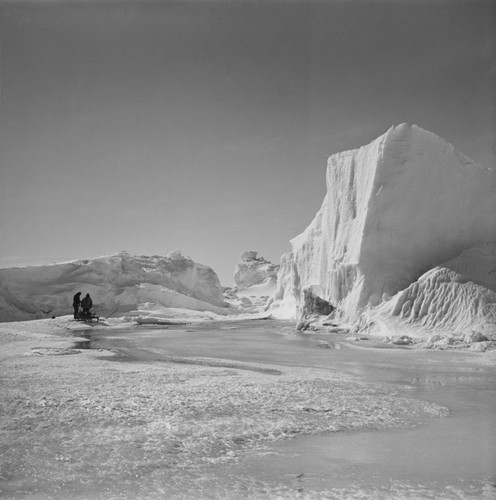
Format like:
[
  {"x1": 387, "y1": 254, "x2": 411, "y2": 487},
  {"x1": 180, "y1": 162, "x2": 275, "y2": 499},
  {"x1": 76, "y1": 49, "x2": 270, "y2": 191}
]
[
  {"x1": 272, "y1": 124, "x2": 496, "y2": 336},
  {"x1": 0, "y1": 251, "x2": 230, "y2": 322}
]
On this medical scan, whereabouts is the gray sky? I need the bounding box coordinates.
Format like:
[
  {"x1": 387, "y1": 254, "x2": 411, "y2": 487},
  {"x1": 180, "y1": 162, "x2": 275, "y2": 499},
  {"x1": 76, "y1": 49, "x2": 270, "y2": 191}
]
[{"x1": 1, "y1": 0, "x2": 494, "y2": 285}]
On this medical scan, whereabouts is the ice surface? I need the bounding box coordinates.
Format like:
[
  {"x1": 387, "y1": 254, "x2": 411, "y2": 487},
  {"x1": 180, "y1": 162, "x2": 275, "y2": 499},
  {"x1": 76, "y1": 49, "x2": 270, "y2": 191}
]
[
  {"x1": 0, "y1": 251, "x2": 230, "y2": 321},
  {"x1": 272, "y1": 124, "x2": 496, "y2": 338},
  {"x1": 3, "y1": 317, "x2": 493, "y2": 498},
  {"x1": 0, "y1": 318, "x2": 454, "y2": 499}
]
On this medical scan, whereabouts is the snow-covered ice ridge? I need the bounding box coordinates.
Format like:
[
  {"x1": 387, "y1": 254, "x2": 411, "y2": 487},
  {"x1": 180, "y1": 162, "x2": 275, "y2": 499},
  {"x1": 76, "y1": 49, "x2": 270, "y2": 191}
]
[
  {"x1": 0, "y1": 251, "x2": 229, "y2": 322},
  {"x1": 272, "y1": 124, "x2": 496, "y2": 337}
]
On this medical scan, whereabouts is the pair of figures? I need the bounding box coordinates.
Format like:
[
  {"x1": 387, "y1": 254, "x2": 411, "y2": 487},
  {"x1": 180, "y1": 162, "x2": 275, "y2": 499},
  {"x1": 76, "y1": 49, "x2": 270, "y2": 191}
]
[{"x1": 73, "y1": 292, "x2": 93, "y2": 318}]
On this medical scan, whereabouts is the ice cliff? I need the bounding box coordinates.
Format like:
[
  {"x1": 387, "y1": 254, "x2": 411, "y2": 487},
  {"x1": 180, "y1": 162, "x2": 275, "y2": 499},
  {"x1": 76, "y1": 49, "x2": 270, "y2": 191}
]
[
  {"x1": 272, "y1": 124, "x2": 496, "y2": 336},
  {"x1": 0, "y1": 251, "x2": 229, "y2": 322}
]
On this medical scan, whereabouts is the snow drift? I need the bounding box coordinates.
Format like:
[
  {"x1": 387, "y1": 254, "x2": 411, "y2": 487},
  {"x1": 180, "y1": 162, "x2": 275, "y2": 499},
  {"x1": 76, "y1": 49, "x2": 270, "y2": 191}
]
[
  {"x1": 272, "y1": 124, "x2": 496, "y2": 336},
  {"x1": 365, "y1": 243, "x2": 496, "y2": 338},
  {"x1": 0, "y1": 251, "x2": 229, "y2": 322}
]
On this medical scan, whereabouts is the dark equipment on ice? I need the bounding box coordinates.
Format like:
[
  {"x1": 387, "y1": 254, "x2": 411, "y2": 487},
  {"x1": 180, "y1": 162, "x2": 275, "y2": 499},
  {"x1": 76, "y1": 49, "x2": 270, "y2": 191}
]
[{"x1": 74, "y1": 311, "x2": 100, "y2": 323}]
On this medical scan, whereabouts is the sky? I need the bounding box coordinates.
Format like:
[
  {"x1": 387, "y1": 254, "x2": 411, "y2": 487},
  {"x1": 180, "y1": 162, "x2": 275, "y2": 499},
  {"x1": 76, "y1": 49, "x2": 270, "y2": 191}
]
[{"x1": 1, "y1": 0, "x2": 494, "y2": 285}]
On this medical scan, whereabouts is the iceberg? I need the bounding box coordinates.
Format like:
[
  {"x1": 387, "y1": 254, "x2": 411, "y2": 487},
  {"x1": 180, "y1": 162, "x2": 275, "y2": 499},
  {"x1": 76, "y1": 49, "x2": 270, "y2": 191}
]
[
  {"x1": 0, "y1": 251, "x2": 229, "y2": 322},
  {"x1": 272, "y1": 124, "x2": 496, "y2": 336}
]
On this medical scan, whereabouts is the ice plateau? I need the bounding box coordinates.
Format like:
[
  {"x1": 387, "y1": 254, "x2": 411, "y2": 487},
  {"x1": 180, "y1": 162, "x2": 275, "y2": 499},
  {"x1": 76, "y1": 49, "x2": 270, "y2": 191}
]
[
  {"x1": 0, "y1": 251, "x2": 230, "y2": 322},
  {"x1": 271, "y1": 124, "x2": 496, "y2": 337}
]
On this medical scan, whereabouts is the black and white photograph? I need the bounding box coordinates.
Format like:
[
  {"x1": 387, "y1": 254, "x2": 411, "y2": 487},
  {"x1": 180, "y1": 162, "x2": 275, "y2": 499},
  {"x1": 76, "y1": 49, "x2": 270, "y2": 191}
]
[{"x1": 1, "y1": 0, "x2": 495, "y2": 498}]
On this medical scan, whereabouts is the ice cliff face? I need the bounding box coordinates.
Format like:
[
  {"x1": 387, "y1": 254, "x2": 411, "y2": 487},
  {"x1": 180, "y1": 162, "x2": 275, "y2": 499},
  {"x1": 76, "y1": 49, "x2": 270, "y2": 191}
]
[
  {"x1": 272, "y1": 124, "x2": 496, "y2": 332},
  {"x1": 0, "y1": 251, "x2": 228, "y2": 322}
]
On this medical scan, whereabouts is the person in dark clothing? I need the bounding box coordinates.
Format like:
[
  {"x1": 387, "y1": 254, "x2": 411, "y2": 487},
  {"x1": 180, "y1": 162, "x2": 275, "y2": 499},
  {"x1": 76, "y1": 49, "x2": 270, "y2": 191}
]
[
  {"x1": 81, "y1": 293, "x2": 93, "y2": 316},
  {"x1": 73, "y1": 292, "x2": 82, "y2": 319}
]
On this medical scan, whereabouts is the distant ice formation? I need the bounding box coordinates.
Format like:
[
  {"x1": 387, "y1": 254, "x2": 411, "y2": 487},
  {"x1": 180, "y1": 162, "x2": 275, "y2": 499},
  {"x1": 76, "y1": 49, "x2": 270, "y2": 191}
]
[
  {"x1": 233, "y1": 251, "x2": 279, "y2": 290},
  {"x1": 271, "y1": 124, "x2": 496, "y2": 337},
  {"x1": 224, "y1": 251, "x2": 279, "y2": 313},
  {"x1": 0, "y1": 251, "x2": 229, "y2": 321}
]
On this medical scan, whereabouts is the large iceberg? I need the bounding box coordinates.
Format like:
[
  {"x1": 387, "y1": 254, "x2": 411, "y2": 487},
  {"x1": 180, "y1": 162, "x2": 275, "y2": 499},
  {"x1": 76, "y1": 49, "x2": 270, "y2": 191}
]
[
  {"x1": 272, "y1": 124, "x2": 496, "y2": 335},
  {"x1": 0, "y1": 251, "x2": 229, "y2": 322}
]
